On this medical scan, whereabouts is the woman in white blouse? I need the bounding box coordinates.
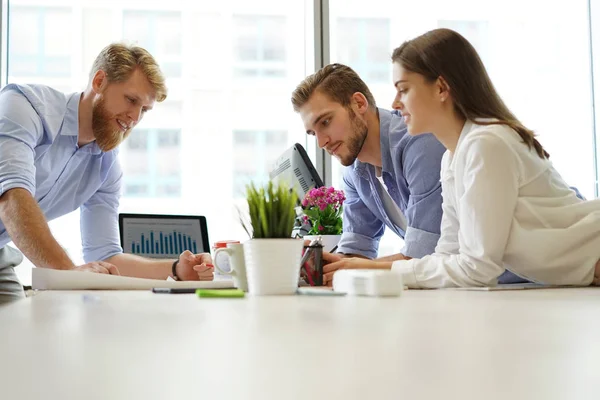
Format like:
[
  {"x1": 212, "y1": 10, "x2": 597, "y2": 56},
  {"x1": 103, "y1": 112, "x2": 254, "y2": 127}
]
[{"x1": 323, "y1": 28, "x2": 600, "y2": 288}]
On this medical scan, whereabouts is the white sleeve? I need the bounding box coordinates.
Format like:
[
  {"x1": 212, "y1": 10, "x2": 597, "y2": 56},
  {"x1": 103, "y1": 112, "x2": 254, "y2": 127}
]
[
  {"x1": 393, "y1": 133, "x2": 520, "y2": 288},
  {"x1": 434, "y1": 170, "x2": 459, "y2": 255}
]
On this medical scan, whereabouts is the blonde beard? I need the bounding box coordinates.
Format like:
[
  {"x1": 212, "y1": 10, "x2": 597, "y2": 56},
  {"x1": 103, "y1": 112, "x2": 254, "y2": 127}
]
[
  {"x1": 96, "y1": 128, "x2": 130, "y2": 152},
  {"x1": 92, "y1": 97, "x2": 131, "y2": 152}
]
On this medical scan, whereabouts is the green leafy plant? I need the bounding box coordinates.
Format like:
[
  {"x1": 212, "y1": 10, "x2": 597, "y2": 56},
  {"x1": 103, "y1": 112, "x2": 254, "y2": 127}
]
[{"x1": 240, "y1": 181, "x2": 298, "y2": 239}]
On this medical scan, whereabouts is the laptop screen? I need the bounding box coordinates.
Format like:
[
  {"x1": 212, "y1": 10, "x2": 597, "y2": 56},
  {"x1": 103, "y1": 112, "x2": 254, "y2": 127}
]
[{"x1": 119, "y1": 214, "x2": 210, "y2": 258}]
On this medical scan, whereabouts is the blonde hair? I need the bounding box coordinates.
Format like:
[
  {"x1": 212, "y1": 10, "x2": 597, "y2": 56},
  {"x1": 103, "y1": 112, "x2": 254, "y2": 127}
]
[
  {"x1": 291, "y1": 63, "x2": 376, "y2": 112},
  {"x1": 90, "y1": 43, "x2": 167, "y2": 102},
  {"x1": 392, "y1": 29, "x2": 548, "y2": 159}
]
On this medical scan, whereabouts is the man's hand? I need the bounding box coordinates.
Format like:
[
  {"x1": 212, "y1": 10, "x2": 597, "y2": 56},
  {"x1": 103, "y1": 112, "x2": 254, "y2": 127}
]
[
  {"x1": 176, "y1": 250, "x2": 214, "y2": 281},
  {"x1": 322, "y1": 251, "x2": 343, "y2": 264},
  {"x1": 303, "y1": 239, "x2": 350, "y2": 265},
  {"x1": 323, "y1": 258, "x2": 393, "y2": 286},
  {"x1": 73, "y1": 261, "x2": 120, "y2": 275}
]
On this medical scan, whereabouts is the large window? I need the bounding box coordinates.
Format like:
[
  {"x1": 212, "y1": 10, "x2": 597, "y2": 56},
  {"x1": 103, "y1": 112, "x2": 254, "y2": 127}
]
[
  {"x1": 232, "y1": 130, "x2": 288, "y2": 196},
  {"x1": 121, "y1": 129, "x2": 182, "y2": 197},
  {"x1": 6, "y1": 0, "x2": 312, "y2": 284},
  {"x1": 329, "y1": 0, "x2": 595, "y2": 256},
  {"x1": 8, "y1": 6, "x2": 71, "y2": 80},
  {"x1": 122, "y1": 10, "x2": 183, "y2": 77},
  {"x1": 3, "y1": 0, "x2": 599, "y2": 283},
  {"x1": 233, "y1": 15, "x2": 287, "y2": 78},
  {"x1": 336, "y1": 18, "x2": 391, "y2": 83}
]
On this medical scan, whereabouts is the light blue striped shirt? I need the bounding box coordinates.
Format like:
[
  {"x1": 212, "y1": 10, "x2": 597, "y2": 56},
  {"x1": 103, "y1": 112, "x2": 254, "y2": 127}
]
[
  {"x1": 0, "y1": 83, "x2": 123, "y2": 262},
  {"x1": 337, "y1": 108, "x2": 446, "y2": 259}
]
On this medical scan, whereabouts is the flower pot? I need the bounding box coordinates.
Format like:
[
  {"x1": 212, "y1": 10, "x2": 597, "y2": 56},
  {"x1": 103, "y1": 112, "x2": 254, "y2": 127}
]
[
  {"x1": 243, "y1": 238, "x2": 304, "y2": 295},
  {"x1": 303, "y1": 234, "x2": 342, "y2": 253}
]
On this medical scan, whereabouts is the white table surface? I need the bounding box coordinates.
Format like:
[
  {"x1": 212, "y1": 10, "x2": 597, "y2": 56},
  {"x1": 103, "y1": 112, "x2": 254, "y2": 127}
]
[{"x1": 1, "y1": 288, "x2": 599, "y2": 400}]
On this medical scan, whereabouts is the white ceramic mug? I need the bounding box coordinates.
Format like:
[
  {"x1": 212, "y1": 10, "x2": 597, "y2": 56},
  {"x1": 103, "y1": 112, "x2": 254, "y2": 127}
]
[{"x1": 213, "y1": 243, "x2": 248, "y2": 292}]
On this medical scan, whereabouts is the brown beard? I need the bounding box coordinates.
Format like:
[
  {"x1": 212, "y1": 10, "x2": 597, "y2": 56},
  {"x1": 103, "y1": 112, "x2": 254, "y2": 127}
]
[
  {"x1": 92, "y1": 96, "x2": 131, "y2": 152},
  {"x1": 338, "y1": 107, "x2": 368, "y2": 166}
]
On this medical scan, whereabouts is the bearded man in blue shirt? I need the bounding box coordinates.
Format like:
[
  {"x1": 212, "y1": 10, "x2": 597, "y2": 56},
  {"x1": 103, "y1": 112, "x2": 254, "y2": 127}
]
[
  {"x1": 0, "y1": 43, "x2": 213, "y2": 301},
  {"x1": 292, "y1": 63, "x2": 446, "y2": 266}
]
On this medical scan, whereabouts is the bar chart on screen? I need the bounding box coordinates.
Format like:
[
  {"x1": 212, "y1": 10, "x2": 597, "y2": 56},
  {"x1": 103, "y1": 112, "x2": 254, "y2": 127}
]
[
  {"x1": 121, "y1": 217, "x2": 204, "y2": 258},
  {"x1": 130, "y1": 230, "x2": 198, "y2": 255}
]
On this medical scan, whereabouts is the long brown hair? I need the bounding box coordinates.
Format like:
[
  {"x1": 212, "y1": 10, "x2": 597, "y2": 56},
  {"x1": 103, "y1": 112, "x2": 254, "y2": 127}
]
[{"x1": 392, "y1": 28, "x2": 548, "y2": 159}]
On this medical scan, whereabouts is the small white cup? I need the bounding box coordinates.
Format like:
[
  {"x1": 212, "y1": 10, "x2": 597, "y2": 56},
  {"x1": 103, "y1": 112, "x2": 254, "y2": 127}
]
[{"x1": 213, "y1": 243, "x2": 248, "y2": 292}]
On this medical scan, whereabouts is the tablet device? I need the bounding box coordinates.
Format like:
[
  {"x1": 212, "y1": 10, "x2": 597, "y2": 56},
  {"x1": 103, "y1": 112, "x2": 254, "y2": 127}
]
[{"x1": 119, "y1": 213, "x2": 210, "y2": 258}]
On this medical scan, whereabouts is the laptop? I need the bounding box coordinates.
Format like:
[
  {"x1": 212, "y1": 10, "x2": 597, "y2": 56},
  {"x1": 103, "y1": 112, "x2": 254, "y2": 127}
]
[
  {"x1": 269, "y1": 143, "x2": 324, "y2": 201},
  {"x1": 119, "y1": 213, "x2": 210, "y2": 258},
  {"x1": 269, "y1": 143, "x2": 324, "y2": 238}
]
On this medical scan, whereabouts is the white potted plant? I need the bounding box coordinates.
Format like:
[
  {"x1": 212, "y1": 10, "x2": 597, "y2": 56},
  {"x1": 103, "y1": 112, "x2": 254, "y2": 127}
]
[{"x1": 240, "y1": 181, "x2": 303, "y2": 295}]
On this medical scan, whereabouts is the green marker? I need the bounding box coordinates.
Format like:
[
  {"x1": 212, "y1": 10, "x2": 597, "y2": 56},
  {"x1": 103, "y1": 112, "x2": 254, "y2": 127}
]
[{"x1": 196, "y1": 289, "x2": 245, "y2": 298}]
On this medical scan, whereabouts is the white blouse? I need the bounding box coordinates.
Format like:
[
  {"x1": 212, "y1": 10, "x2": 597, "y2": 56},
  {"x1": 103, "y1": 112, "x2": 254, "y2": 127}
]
[{"x1": 393, "y1": 120, "x2": 600, "y2": 288}]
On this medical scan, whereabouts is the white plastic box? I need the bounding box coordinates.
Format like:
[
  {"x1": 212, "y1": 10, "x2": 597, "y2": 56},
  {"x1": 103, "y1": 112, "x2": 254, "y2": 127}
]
[{"x1": 332, "y1": 269, "x2": 404, "y2": 297}]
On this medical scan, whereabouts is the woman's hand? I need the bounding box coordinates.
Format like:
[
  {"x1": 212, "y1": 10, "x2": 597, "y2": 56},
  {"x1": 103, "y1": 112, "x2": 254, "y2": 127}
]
[{"x1": 322, "y1": 258, "x2": 392, "y2": 286}]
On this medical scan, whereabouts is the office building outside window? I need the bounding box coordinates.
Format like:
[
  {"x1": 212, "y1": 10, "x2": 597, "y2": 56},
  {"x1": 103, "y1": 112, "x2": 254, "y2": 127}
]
[
  {"x1": 329, "y1": 0, "x2": 595, "y2": 257},
  {"x1": 6, "y1": 0, "x2": 311, "y2": 284},
  {"x1": 4, "y1": 0, "x2": 598, "y2": 283}
]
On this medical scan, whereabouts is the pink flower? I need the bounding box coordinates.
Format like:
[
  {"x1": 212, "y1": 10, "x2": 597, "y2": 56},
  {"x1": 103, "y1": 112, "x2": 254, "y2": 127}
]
[{"x1": 301, "y1": 186, "x2": 345, "y2": 234}]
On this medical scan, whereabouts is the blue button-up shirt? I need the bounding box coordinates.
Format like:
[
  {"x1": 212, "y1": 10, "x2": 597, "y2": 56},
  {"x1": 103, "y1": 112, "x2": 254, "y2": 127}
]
[
  {"x1": 0, "y1": 84, "x2": 123, "y2": 262},
  {"x1": 336, "y1": 108, "x2": 446, "y2": 259}
]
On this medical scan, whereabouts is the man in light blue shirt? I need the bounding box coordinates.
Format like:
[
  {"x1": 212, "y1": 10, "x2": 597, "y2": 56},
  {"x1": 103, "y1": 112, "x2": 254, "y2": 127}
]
[
  {"x1": 0, "y1": 43, "x2": 213, "y2": 301},
  {"x1": 292, "y1": 63, "x2": 445, "y2": 262}
]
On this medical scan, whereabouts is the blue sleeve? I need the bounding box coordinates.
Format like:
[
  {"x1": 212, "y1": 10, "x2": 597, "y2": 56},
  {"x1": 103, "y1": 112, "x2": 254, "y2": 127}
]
[
  {"x1": 570, "y1": 186, "x2": 585, "y2": 200},
  {"x1": 0, "y1": 89, "x2": 44, "y2": 196},
  {"x1": 335, "y1": 168, "x2": 385, "y2": 259},
  {"x1": 401, "y1": 134, "x2": 445, "y2": 258},
  {"x1": 80, "y1": 158, "x2": 124, "y2": 262}
]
